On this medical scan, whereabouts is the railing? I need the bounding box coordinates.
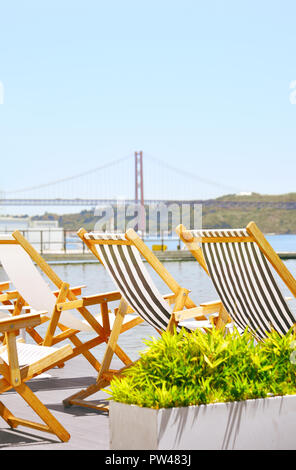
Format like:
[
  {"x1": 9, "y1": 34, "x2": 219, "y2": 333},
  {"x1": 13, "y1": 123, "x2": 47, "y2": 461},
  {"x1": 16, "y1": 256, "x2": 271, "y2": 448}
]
[
  {"x1": 27, "y1": 229, "x2": 87, "y2": 254},
  {"x1": 0, "y1": 228, "x2": 182, "y2": 254},
  {"x1": 0, "y1": 228, "x2": 85, "y2": 254}
]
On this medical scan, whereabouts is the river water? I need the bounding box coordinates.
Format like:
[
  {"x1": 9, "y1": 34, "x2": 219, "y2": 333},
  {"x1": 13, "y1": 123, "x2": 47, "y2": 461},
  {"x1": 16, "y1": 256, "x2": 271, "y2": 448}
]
[
  {"x1": 1, "y1": 234, "x2": 296, "y2": 362},
  {"x1": 143, "y1": 233, "x2": 296, "y2": 252}
]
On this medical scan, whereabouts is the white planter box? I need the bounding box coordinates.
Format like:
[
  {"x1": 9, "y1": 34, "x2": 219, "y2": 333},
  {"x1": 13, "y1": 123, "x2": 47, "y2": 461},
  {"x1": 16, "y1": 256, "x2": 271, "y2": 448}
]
[{"x1": 109, "y1": 395, "x2": 296, "y2": 450}]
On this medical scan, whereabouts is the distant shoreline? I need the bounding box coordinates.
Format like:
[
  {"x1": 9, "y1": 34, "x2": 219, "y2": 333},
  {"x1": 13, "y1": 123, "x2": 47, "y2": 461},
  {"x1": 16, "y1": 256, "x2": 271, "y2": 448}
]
[{"x1": 1, "y1": 249, "x2": 295, "y2": 267}]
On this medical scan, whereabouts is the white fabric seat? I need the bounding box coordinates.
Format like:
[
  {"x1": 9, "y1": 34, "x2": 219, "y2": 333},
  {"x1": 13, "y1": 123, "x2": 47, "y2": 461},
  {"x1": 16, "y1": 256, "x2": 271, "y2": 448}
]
[
  {"x1": 0, "y1": 234, "x2": 106, "y2": 332},
  {"x1": 0, "y1": 341, "x2": 59, "y2": 367}
]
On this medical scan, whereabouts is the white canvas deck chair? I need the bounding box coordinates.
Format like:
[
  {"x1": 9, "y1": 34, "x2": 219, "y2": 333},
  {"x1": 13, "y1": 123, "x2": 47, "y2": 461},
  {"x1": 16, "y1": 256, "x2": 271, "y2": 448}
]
[
  {"x1": 176, "y1": 221, "x2": 296, "y2": 340},
  {"x1": 0, "y1": 231, "x2": 138, "y2": 374},
  {"x1": 0, "y1": 312, "x2": 72, "y2": 442},
  {"x1": 62, "y1": 227, "x2": 227, "y2": 411},
  {"x1": 0, "y1": 281, "x2": 17, "y2": 340}
]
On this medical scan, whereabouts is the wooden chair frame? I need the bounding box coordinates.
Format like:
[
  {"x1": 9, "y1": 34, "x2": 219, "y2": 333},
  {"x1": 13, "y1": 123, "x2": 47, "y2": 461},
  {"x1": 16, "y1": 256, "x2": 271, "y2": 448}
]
[
  {"x1": 0, "y1": 231, "x2": 144, "y2": 375},
  {"x1": 176, "y1": 221, "x2": 296, "y2": 328},
  {"x1": 0, "y1": 281, "x2": 86, "y2": 345},
  {"x1": 62, "y1": 227, "x2": 227, "y2": 411},
  {"x1": 0, "y1": 312, "x2": 73, "y2": 442}
]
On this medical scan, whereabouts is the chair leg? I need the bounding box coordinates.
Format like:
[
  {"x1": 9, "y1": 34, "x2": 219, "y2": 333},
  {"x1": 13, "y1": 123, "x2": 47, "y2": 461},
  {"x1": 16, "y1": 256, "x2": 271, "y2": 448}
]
[
  {"x1": 14, "y1": 383, "x2": 70, "y2": 442},
  {"x1": 167, "y1": 288, "x2": 189, "y2": 334},
  {"x1": 215, "y1": 305, "x2": 231, "y2": 330},
  {"x1": 0, "y1": 385, "x2": 70, "y2": 442},
  {"x1": 63, "y1": 299, "x2": 129, "y2": 411},
  {"x1": 62, "y1": 380, "x2": 110, "y2": 411},
  {"x1": 0, "y1": 401, "x2": 18, "y2": 429},
  {"x1": 113, "y1": 343, "x2": 133, "y2": 366},
  {"x1": 43, "y1": 282, "x2": 69, "y2": 347},
  {"x1": 62, "y1": 363, "x2": 134, "y2": 411}
]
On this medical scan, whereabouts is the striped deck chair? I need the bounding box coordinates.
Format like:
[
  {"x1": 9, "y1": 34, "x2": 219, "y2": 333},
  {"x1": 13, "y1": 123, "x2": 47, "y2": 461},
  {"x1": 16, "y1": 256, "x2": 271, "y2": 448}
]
[
  {"x1": 176, "y1": 221, "x2": 296, "y2": 340},
  {"x1": 0, "y1": 312, "x2": 72, "y2": 441},
  {"x1": 0, "y1": 231, "x2": 138, "y2": 375},
  {"x1": 62, "y1": 227, "x2": 226, "y2": 411}
]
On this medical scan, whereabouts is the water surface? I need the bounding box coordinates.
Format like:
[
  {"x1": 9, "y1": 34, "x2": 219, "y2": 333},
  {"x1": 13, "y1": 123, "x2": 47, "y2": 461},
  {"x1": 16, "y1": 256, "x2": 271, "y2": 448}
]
[{"x1": 1, "y1": 252, "x2": 296, "y2": 362}]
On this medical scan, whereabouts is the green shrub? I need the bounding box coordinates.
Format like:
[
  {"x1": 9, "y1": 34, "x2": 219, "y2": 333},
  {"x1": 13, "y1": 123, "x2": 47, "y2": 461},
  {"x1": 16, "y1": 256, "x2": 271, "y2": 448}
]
[{"x1": 107, "y1": 327, "x2": 296, "y2": 408}]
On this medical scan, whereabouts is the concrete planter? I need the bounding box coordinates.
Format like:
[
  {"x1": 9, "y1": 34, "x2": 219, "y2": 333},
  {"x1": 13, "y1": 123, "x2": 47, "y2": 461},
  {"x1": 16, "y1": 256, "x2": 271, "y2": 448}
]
[{"x1": 109, "y1": 395, "x2": 296, "y2": 450}]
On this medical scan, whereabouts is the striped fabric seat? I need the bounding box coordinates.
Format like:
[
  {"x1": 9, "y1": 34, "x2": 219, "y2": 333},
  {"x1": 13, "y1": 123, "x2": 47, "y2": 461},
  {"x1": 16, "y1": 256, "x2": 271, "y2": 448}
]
[
  {"x1": 190, "y1": 228, "x2": 296, "y2": 339},
  {"x1": 85, "y1": 232, "x2": 183, "y2": 332}
]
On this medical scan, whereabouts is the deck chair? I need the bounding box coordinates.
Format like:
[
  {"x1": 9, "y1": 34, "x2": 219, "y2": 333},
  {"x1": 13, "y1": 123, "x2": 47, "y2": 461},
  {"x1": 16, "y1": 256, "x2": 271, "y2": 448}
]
[
  {"x1": 0, "y1": 281, "x2": 14, "y2": 316},
  {"x1": 0, "y1": 312, "x2": 72, "y2": 441},
  {"x1": 0, "y1": 281, "x2": 19, "y2": 335},
  {"x1": 62, "y1": 227, "x2": 227, "y2": 411},
  {"x1": 176, "y1": 221, "x2": 296, "y2": 340},
  {"x1": 0, "y1": 279, "x2": 46, "y2": 343},
  {"x1": 0, "y1": 232, "x2": 139, "y2": 374}
]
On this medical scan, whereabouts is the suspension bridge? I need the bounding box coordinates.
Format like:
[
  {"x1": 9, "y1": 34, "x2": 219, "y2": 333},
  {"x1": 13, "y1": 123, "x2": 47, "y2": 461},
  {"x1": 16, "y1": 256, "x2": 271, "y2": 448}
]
[
  {"x1": 1, "y1": 151, "x2": 295, "y2": 241},
  {"x1": 0, "y1": 152, "x2": 240, "y2": 207}
]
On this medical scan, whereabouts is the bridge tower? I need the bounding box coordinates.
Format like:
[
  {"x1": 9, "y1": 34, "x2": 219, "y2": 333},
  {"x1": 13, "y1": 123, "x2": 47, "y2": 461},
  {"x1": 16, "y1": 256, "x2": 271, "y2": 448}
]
[{"x1": 134, "y1": 151, "x2": 145, "y2": 233}]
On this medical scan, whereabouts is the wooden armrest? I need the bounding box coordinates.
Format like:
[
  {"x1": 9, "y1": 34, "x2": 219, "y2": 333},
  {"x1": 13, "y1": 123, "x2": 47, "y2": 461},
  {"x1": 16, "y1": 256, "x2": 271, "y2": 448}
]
[
  {"x1": 57, "y1": 300, "x2": 83, "y2": 311},
  {"x1": 57, "y1": 290, "x2": 122, "y2": 311},
  {"x1": 175, "y1": 302, "x2": 221, "y2": 321},
  {"x1": 174, "y1": 307, "x2": 205, "y2": 321},
  {"x1": 0, "y1": 281, "x2": 10, "y2": 291},
  {"x1": 163, "y1": 293, "x2": 177, "y2": 303},
  {"x1": 0, "y1": 291, "x2": 19, "y2": 302},
  {"x1": 0, "y1": 313, "x2": 41, "y2": 333},
  {"x1": 58, "y1": 291, "x2": 178, "y2": 313},
  {"x1": 53, "y1": 285, "x2": 87, "y2": 297},
  {"x1": 200, "y1": 300, "x2": 222, "y2": 307},
  {"x1": 82, "y1": 290, "x2": 122, "y2": 305}
]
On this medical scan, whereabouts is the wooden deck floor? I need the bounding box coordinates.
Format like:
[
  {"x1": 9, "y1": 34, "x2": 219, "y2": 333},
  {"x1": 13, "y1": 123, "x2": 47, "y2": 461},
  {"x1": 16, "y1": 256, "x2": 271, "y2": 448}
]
[{"x1": 0, "y1": 355, "x2": 117, "y2": 450}]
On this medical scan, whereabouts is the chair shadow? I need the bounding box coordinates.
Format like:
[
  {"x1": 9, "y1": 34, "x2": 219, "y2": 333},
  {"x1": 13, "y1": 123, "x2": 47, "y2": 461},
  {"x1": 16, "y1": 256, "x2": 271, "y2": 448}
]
[
  {"x1": 36, "y1": 376, "x2": 110, "y2": 416},
  {"x1": 0, "y1": 428, "x2": 58, "y2": 448},
  {"x1": 3, "y1": 376, "x2": 99, "y2": 393},
  {"x1": 48, "y1": 401, "x2": 109, "y2": 417},
  {"x1": 3, "y1": 375, "x2": 110, "y2": 417},
  {"x1": 31, "y1": 375, "x2": 110, "y2": 416}
]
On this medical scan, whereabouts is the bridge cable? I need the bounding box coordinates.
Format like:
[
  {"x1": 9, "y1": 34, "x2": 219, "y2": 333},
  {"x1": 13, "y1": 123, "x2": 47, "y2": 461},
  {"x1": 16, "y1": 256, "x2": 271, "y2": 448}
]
[
  {"x1": 145, "y1": 153, "x2": 240, "y2": 193},
  {"x1": 6, "y1": 154, "x2": 132, "y2": 195}
]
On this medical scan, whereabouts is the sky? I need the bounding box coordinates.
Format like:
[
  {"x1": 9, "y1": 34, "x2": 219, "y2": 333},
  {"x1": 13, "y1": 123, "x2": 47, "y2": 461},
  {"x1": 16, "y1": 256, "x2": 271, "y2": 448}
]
[{"x1": 1, "y1": 0, "x2": 296, "y2": 214}]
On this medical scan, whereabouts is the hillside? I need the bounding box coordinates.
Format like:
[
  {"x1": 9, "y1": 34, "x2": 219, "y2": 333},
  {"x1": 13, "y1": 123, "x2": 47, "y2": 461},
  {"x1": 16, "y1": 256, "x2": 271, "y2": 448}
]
[
  {"x1": 30, "y1": 192, "x2": 296, "y2": 234},
  {"x1": 203, "y1": 192, "x2": 296, "y2": 233},
  {"x1": 218, "y1": 192, "x2": 296, "y2": 202}
]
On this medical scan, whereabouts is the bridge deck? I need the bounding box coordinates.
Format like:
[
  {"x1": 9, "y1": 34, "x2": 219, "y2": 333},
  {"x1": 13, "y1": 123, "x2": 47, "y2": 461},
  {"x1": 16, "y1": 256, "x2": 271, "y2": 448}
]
[{"x1": 2, "y1": 198, "x2": 296, "y2": 209}]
